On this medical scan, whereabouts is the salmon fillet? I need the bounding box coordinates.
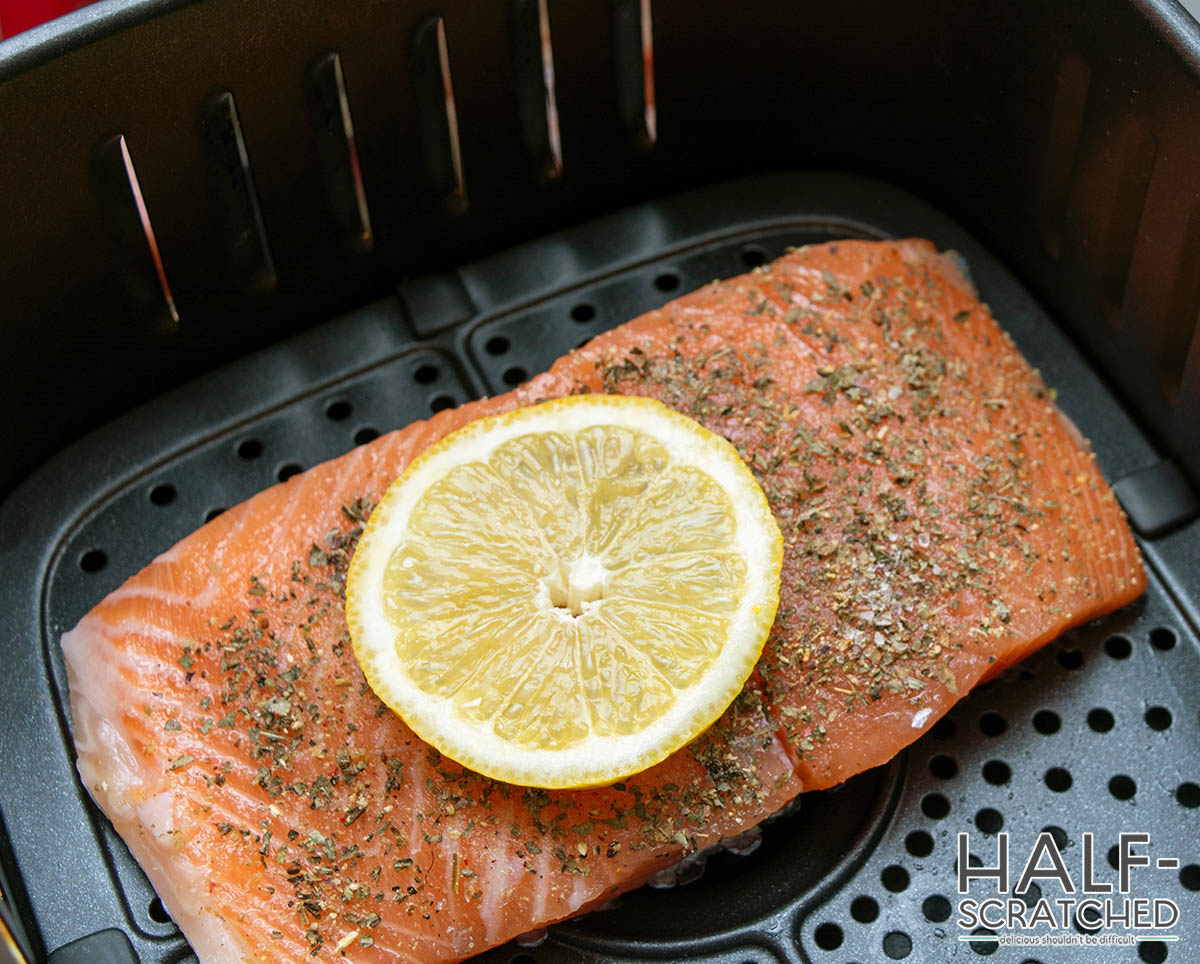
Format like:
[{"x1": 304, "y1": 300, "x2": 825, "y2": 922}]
[{"x1": 62, "y1": 239, "x2": 1145, "y2": 963}]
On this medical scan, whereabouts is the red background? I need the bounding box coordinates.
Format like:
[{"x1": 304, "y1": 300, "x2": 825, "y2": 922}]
[{"x1": 0, "y1": 0, "x2": 87, "y2": 38}]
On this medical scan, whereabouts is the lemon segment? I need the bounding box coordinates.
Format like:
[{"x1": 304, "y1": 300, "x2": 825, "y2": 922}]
[{"x1": 347, "y1": 394, "x2": 782, "y2": 788}]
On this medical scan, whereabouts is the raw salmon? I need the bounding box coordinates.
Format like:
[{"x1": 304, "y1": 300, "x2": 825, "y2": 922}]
[{"x1": 62, "y1": 240, "x2": 1145, "y2": 963}]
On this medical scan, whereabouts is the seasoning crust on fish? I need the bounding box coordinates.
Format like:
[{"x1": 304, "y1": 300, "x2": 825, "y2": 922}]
[{"x1": 63, "y1": 240, "x2": 1145, "y2": 963}]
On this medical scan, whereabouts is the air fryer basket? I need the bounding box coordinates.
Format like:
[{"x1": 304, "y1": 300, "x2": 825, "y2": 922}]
[{"x1": 2, "y1": 4, "x2": 1200, "y2": 964}]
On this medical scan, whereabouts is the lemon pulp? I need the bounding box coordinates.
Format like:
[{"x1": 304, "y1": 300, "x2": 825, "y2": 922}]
[{"x1": 347, "y1": 395, "x2": 782, "y2": 788}]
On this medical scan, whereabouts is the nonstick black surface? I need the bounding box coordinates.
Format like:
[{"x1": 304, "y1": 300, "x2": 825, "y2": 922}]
[{"x1": 0, "y1": 175, "x2": 1197, "y2": 964}]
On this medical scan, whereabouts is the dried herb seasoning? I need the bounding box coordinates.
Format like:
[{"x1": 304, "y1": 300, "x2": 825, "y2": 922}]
[{"x1": 137, "y1": 241, "x2": 1130, "y2": 956}]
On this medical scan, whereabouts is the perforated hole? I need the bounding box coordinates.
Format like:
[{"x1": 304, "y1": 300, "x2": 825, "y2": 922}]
[
  {"x1": 1139, "y1": 941, "x2": 1168, "y2": 964},
  {"x1": 485, "y1": 335, "x2": 510, "y2": 355},
  {"x1": 430, "y1": 395, "x2": 456, "y2": 412},
  {"x1": 1077, "y1": 899, "x2": 1108, "y2": 936},
  {"x1": 570, "y1": 303, "x2": 595, "y2": 323},
  {"x1": 277, "y1": 463, "x2": 303, "y2": 482},
  {"x1": 968, "y1": 928, "x2": 998, "y2": 955},
  {"x1": 503, "y1": 366, "x2": 528, "y2": 386},
  {"x1": 850, "y1": 895, "x2": 879, "y2": 923},
  {"x1": 1074, "y1": 901, "x2": 1102, "y2": 934},
  {"x1": 148, "y1": 897, "x2": 171, "y2": 923},
  {"x1": 237, "y1": 437, "x2": 264, "y2": 459},
  {"x1": 1075, "y1": 912, "x2": 1099, "y2": 941},
  {"x1": 929, "y1": 754, "x2": 958, "y2": 779},
  {"x1": 1087, "y1": 707, "x2": 1115, "y2": 732},
  {"x1": 921, "y1": 793, "x2": 950, "y2": 819},
  {"x1": 741, "y1": 245, "x2": 767, "y2": 268},
  {"x1": 204, "y1": 507, "x2": 225, "y2": 523},
  {"x1": 414, "y1": 364, "x2": 439, "y2": 384},
  {"x1": 1145, "y1": 706, "x2": 1172, "y2": 731},
  {"x1": 1104, "y1": 634, "x2": 1132, "y2": 659},
  {"x1": 654, "y1": 271, "x2": 681, "y2": 292},
  {"x1": 975, "y1": 808, "x2": 1004, "y2": 834},
  {"x1": 813, "y1": 922, "x2": 843, "y2": 950},
  {"x1": 149, "y1": 483, "x2": 176, "y2": 506},
  {"x1": 510, "y1": 955, "x2": 536, "y2": 964},
  {"x1": 1180, "y1": 865, "x2": 1200, "y2": 891},
  {"x1": 1176, "y1": 782, "x2": 1200, "y2": 808},
  {"x1": 1150, "y1": 626, "x2": 1177, "y2": 651},
  {"x1": 1042, "y1": 826, "x2": 1068, "y2": 850},
  {"x1": 905, "y1": 830, "x2": 933, "y2": 857},
  {"x1": 1044, "y1": 767, "x2": 1072, "y2": 792},
  {"x1": 982, "y1": 760, "x2": 1011, "y2": 785},
  {"x1": 922, "y1": 895, "x2": 951, "y2": 922},
  {"x1": 354, "y1": 427, "x2": 379, "y2": 446},
  {"x1": 1107, "y1": 845, "x2": 1120, "y2": 871},
  {"x1": 956, "y1": 853, "x2": 984, "y2": 872},
  {"x1": 80, "y1": 549, "x2": 107, "y2": 573},
  {"x1": 1057, "y1": 648, "x2": 1084, "y2": 670},
  {"x1": 979, "y1": 711, "x2": 1007, "y2": 736},
  {"x1": 1108, "y1": 775, "x2": 1136, "y2": 800},
  {"x1": 1032, "y1": 709, "x2": 1061, "y2": 734},
  {"x1": 882, "y1": 930, "x2": 912, "y2": 959},
  {"x1": 931, "y1": 717, "x2": 956, "y2": 739},
  {"x1": 881, "y1": 864, "x2": 909, "y2": 892},
  {"x1": 325, "y1": 400, "x2": 352, "y2": 421}
]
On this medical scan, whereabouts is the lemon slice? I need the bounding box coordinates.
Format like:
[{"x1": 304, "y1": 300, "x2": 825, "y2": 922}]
[{"x1": 346, "y1": 395, "x2": 782, "y2": 788}]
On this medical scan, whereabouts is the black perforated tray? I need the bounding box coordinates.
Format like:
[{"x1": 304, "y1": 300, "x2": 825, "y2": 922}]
[{"x1": 1, "y1": 174, "x2": 1198, "y2": 964}]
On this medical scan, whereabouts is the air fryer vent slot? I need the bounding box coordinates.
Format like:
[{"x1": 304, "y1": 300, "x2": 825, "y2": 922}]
[
  {"x1": 197, "y1": 90, "x2": 277, "y2": 295},
  {"x1": 412, "y1": 15, "x2": 468, "y2": 212},
  {"x1": 305, "y1": 52, "x2": 374, "y2": 256},
  {"x1": 612, "y1": 0, "x2": 656, "y2": 146},
  {"x1": 511, "y1": 0, "x2": 563, "y2": 180},
  {"x1": 1038, "y1": 54, "x2": 1091, "y2": 262},
  {"x1": 1098, "y1": 118, "x2": 1157, "y2": 331},
  {"x1": 93, "y1": 133, "x2": 179, "y2": 328}
]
